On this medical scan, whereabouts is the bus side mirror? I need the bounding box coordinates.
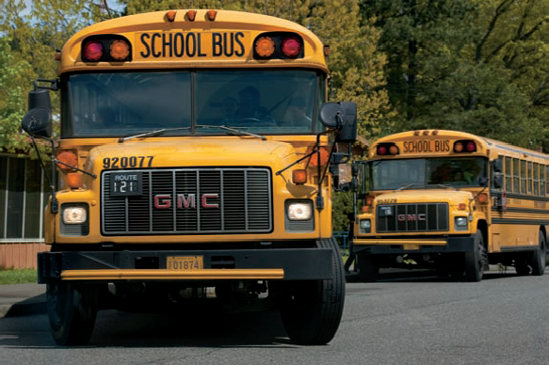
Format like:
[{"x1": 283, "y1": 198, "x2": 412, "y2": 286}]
[
  {"x1": 319, "y1": 102, "x2": 357, "y2": 143},
  {"x1": 478, "y1": 177, "x2": 488, "y2": 186},
  {"x1": 21, "y1": 88, "x2": 53, "y2": 139},
  {"x1": 492, "y1": 159, "x2": 503, "y2": 173},
  {"x1": 493, "y1": 173, "x2": 504, "y2": 189}
]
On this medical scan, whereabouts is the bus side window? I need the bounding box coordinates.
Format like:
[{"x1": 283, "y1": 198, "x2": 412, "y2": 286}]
[
  {"x1": 534, "y1": 163, "x2": 539, "y2": 195},
  {"x1": 527, "y1": 161, "x2": 533, "y2": 195},
  {"x1": 505, "y1": 156, "x2": 512, "y2": 192},
  {"x1": 520, "y1": 160, "x2": 527, "y2": 194},
  {"x1": 545, "y1": 165, "x2": 549, "y2": 196},
  {"x1": 513, "y1": 158, "x2": 519, "y2": 193}
]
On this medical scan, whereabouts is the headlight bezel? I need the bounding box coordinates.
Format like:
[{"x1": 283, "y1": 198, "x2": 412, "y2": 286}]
[
  {"x1": 454, "y1": 216, "x2": 468, "y2": 231},
  {"x1": 359, "y1": 219, "x2": 371, "y2": 233}
]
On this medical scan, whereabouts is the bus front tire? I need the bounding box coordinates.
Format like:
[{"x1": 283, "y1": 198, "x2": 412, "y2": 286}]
[
  {"x1": 464, "y1": 231, "x2": 486, "y2": 282},
  {"x1": 529, "y1": 231, "x2": 546, "y2": 276},
  {"x1": 47, "y1": 281, "x2": 99, "y2": 346},
  {"x1": 279, "y1": 238, "x2": 345, "y2": 345}
]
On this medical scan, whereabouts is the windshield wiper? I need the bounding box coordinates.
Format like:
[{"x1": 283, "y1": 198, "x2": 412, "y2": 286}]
[
  {"x1": 118, "y1": 125, "x2": 266, "y2": 143},
  {"x1": 196, "y1": 125, "x2": 266, "y2": 140},
  {"x1": 436, "y1": 184, "x2": 456, "y2": 190},
  {"x1": 396, "y1": 183, "x2": 417, "y2": 191},
  {"x1": 119, "y1": 127, "x2": 192, "y2": 143}
]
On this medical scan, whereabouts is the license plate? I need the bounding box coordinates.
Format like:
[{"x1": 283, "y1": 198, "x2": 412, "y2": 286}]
[
  {"x1": 167, "y1": 256, "x2": 204, "y2": 271},
  {"x1": 109, "y1": 172, "x2": 143, "y2": 196}
]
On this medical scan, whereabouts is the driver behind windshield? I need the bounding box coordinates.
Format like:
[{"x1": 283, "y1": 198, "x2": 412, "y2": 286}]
[{"x1": 222, "y1": 86, "x2": 275, "y2": 125}]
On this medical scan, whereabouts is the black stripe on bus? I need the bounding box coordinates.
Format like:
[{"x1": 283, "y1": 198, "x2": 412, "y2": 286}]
[
  {"x1": 491, "y1": 218, "x2": 549, "y2": 225},
  {"x1": 501, "y1": 192, "x2": 549, "y2": 202},
  {"x1": 491, "y1": 207, "x2": 549, "y2": 215}
]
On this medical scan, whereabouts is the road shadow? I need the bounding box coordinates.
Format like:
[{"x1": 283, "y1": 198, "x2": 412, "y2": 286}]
[
  {"x1": 346, "y1": 269, "x2": 527, "y2": 283},
  {"x1": 90, "y1": 308, "x2": 293, "y2": 348}
]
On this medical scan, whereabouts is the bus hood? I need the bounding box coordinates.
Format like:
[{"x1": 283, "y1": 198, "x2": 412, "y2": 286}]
[{"x1": 88, "y1": 138, "x2": 298, "y2": 169}]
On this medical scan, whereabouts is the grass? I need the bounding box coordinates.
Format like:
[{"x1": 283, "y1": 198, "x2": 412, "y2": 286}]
[{"x1": 0, "y1": 268, "x2": 38, "y2": 285}]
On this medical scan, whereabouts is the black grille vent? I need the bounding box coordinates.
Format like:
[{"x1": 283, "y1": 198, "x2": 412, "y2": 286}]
[
  {"x1": 102, "y1": 168, "x2": 272, "y2": 235},
  {"x1": 376, "y1": 203, "x2": 449, "y2": 233}
]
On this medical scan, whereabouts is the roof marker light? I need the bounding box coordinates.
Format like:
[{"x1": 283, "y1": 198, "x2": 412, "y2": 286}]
[
  {"x1": 166, "y1": 10, "x2": 176, "y2": 22},
  {"x1": 207, "y1": 10, "x2": 217, "y2": 21},
  {"x1": 187, "y1": 10, "x2": 196, "y2": 21}
]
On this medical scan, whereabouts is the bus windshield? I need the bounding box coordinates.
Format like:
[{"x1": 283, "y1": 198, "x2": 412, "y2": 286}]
[
  {"x1": 63, "y1": 69, "x2": 324, "y2": 138},
  {"x1": 371, "y1": 157, "x2": 488, "y2": 190}
]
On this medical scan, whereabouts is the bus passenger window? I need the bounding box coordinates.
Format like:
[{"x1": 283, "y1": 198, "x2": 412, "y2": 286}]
[
  {"x1": 546, "y1": 165, "x2": 549, "y2": 196},
  {"x1": 527, "y1": 161, "x2": 533, "y2": 194},
  {"x1": 520, "y1": 160, "x2": 527, "y2": 194},
  {"x1": 505, "y1": 156, "x2": 512, "y2": 192},
  {"x1": 513, "y1": 159, "x2": 519, "y2": 193},
  {"x1": 534, "y1": 163, "x2": 539, "y2": 195}
]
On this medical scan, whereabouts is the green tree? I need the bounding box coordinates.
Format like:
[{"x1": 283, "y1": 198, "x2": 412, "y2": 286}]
[
  {"x1": 361, "y1": 0, "x2": 548, "y2": 149},
  {"x1": 0, "y1": 0, "x2": 120, "y2": 153},
  {"x1": 0, "y1": 36, "x2": 34, "y2": 152}
]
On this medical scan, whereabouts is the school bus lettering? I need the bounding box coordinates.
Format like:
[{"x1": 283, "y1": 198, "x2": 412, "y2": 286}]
[
  {"x1": 138, "y1": 31, "x2": 246, "y2": 59},
  {"x1": 402, "y1": 139, "x2": 450, "y2": 153},
  {"x1": 378, "y1": 199, "x2": 397, "y2": 205}
]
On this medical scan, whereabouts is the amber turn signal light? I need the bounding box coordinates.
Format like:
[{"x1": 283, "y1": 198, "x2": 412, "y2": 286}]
[
  {"x1": 67, "y1": 173, "x2": 83, "y2": 189},
  {"x1": 56, "y1": 150, "x2": 78, "y2": 172},
  {"x1": 292, "y1": 169, "x2": 307, "y2": 185}
]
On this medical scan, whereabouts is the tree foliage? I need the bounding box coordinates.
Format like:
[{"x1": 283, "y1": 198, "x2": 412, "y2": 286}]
[{"x1": 360, "y1": 0, "x2": 548, "y2": 150}]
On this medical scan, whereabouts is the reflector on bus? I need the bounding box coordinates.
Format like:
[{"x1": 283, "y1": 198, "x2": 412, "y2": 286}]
[
  {"x1": 253, "y1": 32, "x2": 304, "y2": 60},
  {"x1": 81, "y1": 35, "x2": 132, "y2": 62}
]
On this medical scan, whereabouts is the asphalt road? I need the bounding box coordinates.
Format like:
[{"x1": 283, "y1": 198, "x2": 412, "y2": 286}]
[{"x1": 0, "y1": 269, "x2": 548, "y2": 365}]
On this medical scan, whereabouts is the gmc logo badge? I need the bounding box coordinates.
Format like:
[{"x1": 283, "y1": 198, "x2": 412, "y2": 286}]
[
  {"x1": 153, "y1": 194, "x2": 219, "y2": 209},
  {"x1": 397, "y1": 214, "x2": 426, "y2": 221}
]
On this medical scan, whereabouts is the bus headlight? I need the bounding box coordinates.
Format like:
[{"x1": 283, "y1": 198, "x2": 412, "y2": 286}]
[
  {"x1": 359, "y1": 219, "x2": 371, "y2": 233},
  {"x1": 287, "y1": 201, "x2": 312, "y2": 220},
  {"x1": 63, "y1": 206, "x2": 87, "y2": 224},
  {"x1": 61, "y1": 204, "x2": 89, "y2": 237},
  {"x1": 455, "y1": 216, "x2": 468, "y2": 231}
]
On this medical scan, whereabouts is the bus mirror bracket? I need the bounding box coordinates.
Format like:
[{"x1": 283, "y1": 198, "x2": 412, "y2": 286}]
[
  {"x1": 492, "y1": 159, "x2": 503, "y2": 173},
  {"x1": 493, "y1": 173, "x2": 504, "y2": 189}
]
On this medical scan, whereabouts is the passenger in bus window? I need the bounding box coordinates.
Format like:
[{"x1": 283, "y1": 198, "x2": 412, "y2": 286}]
[
  {"x1": 221, "y1": 97, "x2": 238, "y2": 121},
  {"x1": 223, "y1": 86, "x2": 275, "y2": 125}
]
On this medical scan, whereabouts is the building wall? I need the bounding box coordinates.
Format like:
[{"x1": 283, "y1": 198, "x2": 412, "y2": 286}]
[
  {"x1": 1, "y1": 155, "x2": 49, "y2": 270},
  {"x1": 0, "y1": 241, "x2": 49, "y2": 269}
]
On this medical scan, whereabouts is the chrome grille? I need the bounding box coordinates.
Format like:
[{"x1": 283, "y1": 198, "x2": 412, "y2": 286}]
[
  {"x1": 376, "y1": 203, "x2": 449, "y2": 233},
  {"x1": 102, "y1": 168, "x2": 272, "y2": 235}
]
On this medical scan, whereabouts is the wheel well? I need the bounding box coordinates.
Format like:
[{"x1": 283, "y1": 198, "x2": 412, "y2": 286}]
[
  {"x1": 477, "y1": 220, "x2": 488, "y2": 248},
  {"x1": 539, "y1": 226, "x2": 546, "y2": 247}
]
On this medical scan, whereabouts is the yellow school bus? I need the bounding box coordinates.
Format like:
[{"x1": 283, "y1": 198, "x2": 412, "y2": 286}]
[
  {"x1": 21, "y1": 9, "x2": 357, "y2": 345},
  {"x1": 350, "y1": 129, "x2": 547, "y2": 282}
]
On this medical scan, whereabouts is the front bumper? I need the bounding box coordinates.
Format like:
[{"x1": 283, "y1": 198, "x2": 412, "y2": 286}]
[
  {"x1": 352, "y1": 236, "x2": 475, "y2": 255},
  {"x1": 37, "y1": 247, "x2": 333, "y2": 283}
]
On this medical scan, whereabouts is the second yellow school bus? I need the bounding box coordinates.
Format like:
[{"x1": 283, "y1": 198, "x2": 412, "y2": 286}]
[
  {"x1": 351, "y1": 129, "x2": 548, "y2": 282},
  {"x1": 21, "y1": 9, "x2": 357, "y2": 345}
]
